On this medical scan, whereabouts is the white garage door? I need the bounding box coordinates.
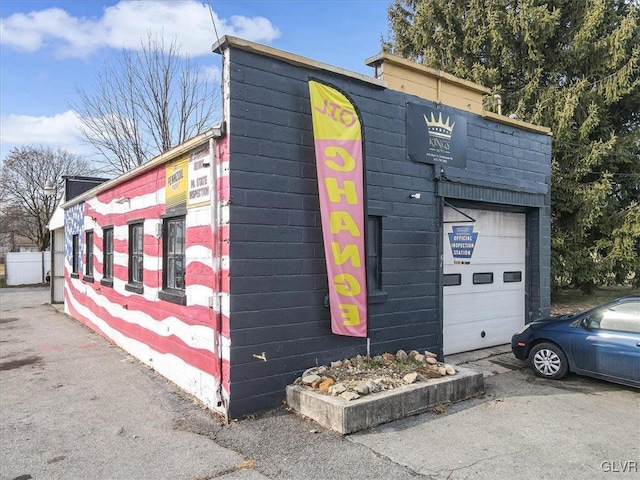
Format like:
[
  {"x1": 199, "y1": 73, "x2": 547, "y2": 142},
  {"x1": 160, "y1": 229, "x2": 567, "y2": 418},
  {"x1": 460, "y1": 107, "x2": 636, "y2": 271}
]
[{"x1": 443, "y1": 206, "x2": 526, "y2": 355}]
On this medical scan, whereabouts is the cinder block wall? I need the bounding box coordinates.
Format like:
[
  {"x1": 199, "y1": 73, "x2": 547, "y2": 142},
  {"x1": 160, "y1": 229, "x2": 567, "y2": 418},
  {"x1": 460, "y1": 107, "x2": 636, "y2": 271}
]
[{"x1": 225, "y1": 46, "x2": 551, "y2": 417}]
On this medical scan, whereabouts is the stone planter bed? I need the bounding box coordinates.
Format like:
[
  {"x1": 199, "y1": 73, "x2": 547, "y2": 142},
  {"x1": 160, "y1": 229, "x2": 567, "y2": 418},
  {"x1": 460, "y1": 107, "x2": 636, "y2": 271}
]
[{"x1": 286, "y1": 350, "x2": 484, "y2": 434}]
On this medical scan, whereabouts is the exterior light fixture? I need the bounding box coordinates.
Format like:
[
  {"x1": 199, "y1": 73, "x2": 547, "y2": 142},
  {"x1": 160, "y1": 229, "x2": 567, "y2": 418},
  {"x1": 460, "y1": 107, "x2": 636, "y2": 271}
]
[{"x1": 44, "y1": 180, "x2": 55, "y2": 196}]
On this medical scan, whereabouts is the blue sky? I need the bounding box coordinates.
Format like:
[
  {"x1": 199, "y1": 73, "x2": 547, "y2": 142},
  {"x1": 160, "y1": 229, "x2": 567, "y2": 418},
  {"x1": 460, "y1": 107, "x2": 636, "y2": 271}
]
[{"x1": 0, "y1": 0, "x2": 391, "y2": 161}]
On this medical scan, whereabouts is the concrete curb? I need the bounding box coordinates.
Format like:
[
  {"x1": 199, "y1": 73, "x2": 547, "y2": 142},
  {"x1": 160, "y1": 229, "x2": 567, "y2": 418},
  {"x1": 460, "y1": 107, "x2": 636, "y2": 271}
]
[{"x1": 286, "y1": 366, "x2": 484, "y2": 434}]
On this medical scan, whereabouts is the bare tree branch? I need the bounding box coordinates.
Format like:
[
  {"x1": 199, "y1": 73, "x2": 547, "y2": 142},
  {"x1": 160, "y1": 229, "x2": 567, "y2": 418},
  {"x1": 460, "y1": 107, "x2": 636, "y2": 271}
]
[
  {"x1": 0, "y1": 146, "x2": 94, "y2": 251},
  {"x1": 73, "y1": 33, "x2": 220, "y2": 175}
]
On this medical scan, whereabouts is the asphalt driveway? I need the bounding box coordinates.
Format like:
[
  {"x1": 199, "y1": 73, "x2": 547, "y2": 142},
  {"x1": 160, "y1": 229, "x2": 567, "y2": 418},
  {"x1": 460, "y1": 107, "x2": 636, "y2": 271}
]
[{"x1": 1, "y1": 287, "x2": 638, "y2": 480}]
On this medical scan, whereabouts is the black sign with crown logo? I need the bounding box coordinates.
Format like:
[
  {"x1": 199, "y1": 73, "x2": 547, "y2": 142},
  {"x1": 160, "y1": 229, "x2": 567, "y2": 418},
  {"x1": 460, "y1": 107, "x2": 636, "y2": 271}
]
[{"x1": 406, "y1": 103, "x2": 467, "y2": 169}]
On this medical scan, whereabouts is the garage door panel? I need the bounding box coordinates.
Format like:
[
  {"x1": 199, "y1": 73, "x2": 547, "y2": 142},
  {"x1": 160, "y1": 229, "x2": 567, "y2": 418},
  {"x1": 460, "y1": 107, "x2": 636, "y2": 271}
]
[
  {"x1": 444, "y1": 295, "x2": 524, "y2": 324},
  {"x1": 444, "y1": 273, "x2": 524, "y2": 293},
  {"x1": 444, "y1": 315, "x2": 520, "y2": 353},
  {"x1": 445, "y1": 237, "x2": 524, "y2": 265},
  {"x1": 443, "y1": 206, "x2": 525, "y2": 355}
]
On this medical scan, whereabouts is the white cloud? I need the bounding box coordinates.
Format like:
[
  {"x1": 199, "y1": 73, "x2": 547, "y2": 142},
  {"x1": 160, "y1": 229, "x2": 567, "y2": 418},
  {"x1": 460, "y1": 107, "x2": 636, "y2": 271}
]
[
  {"x1": 0, "y1": 1, "x2": 281, "y2": 58},
  {"x1": 199, "y1": 65, "x2": 221, "y2": 83},
  {"x1": 0, "y1": 110, "x2": 91, "y2": 157}
]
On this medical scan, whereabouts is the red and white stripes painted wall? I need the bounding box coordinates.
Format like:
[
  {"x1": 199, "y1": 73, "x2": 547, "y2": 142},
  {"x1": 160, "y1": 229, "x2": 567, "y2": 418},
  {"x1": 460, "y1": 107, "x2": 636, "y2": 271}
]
[{"x1": 63, "y1": 137, "x2": 231, "y2": 416}]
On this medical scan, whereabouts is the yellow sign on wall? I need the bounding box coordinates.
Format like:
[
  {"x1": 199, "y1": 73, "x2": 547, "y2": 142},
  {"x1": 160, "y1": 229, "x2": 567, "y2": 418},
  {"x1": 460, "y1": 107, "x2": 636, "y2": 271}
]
[{"x1": 165, "y1": 155, "x2": 188, "y2": 213}]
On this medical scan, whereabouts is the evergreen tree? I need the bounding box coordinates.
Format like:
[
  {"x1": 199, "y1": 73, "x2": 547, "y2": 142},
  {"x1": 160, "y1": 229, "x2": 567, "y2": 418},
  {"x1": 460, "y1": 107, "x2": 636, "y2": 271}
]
[{"x1": 386, "y1": 0, "x2": 640, "y2": 291}]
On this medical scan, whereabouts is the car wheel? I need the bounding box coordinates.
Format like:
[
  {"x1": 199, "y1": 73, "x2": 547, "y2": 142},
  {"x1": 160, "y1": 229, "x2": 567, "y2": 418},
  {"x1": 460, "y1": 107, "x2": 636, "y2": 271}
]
[{"x1": 529, "y1": 342, "x2": 568, "y2": 380}]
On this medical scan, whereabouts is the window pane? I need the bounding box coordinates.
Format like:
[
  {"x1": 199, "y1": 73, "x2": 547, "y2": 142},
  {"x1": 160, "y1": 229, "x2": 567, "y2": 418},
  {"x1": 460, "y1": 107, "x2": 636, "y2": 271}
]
[
  {"x1": 163, "y1": 217, "x2": 185, "y2": 291},
  {"x1": 85, "y1": 231, "x2": 93, "y2": 275},
  {"x1": 473, "y1": 272, "x2": 493, "y2": 284},
  {"x1": 367, "y1": 218, "x2": 377, "y2": 251},
  {"x1": 72, "y1": 235, "x2": 79, "y2": 273},
  {"x1": 367, "y1": 216, "x2": 382, "y2": 292},
  {"x1": 167, "y1": 258, "x2": 175, "y2": 287},
  {"x1": 503, "y1": 271, "x2": 522, "y2": 283},
  {"x1": 174, "y1": 256, "x2": 184, "y2": 289},
  {"x1": 129, "y1": 223, "x2": 144, "y2": 284},
  {"x1": 103, "y1": 228, "x2": 114, "y2": 279},
  {"x1": 444, "y1": 274, "x2": 461, "y2": 286},
  {"x1": 131, "y1": 256, "x2": 141, "y2": 283},
  {"x1": 136, "y1": 225, "x2": 143, "y2": 251}
]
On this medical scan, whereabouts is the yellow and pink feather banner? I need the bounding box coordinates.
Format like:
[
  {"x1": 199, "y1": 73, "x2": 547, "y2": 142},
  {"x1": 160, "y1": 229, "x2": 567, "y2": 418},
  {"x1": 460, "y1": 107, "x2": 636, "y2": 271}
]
[{"x1": 308, "y1": 80, "x2": 367, "y2": 337}]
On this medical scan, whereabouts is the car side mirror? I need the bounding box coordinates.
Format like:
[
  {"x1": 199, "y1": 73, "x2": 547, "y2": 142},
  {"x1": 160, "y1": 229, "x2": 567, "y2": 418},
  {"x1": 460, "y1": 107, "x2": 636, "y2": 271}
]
[{"x1": 582, "y1": 313, "x2": 602, "y2": 330}]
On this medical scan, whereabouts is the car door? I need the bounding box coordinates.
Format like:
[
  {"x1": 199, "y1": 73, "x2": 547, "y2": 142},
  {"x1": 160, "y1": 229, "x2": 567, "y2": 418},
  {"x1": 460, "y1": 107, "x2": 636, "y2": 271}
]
[{"x1": 571, "y1": 300, "x2": 640, "y2": 384}]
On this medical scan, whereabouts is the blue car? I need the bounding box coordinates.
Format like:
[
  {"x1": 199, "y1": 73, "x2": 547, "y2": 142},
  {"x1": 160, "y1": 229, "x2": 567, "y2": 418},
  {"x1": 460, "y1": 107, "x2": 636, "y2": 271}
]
[{"x1": 511, "y1": 296, "x2": 640, "y2": 388}]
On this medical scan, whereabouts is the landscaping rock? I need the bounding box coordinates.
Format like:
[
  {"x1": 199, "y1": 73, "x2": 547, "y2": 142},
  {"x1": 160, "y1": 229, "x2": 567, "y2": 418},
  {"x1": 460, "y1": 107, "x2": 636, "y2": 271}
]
[
  {"x1": 426, "y1": 357, "x2": 438, "y2": 365},
  {"x1": 302, "y1": 374, "x2": 321, "y2": 385},
  {"x1": 319, "y1": 377, "x2": 335, "y2": 392},
  {"x1": 302, "y1": 368, "x2": 318, "y2": 377},
  {"x1": 437, "y1": 366, "x2": 447, "y2": 376},
  {"x1": 354, "y1": 383, "x2": 370, "y2": 395},
  {"x1": 424, "y1": 351, "x2": 437, "y2": 358},
  {"x1": 365, "y1": 380, "x2": 379, "y2": 394},
  {"x1": 329, "y1": 383, "x2": 347, "y2": 396},
  {"x1": 414, "y1": 353, "x2": 425, "y2": 363},
  {"x1": 339, "y1": 391, "x2": 360, "y2": 401},
  {"x1": 403, "y1": 372, "x2": 418, "y2": 384},
  {"x1": 382, "y1": 352, "x2": 395, "y2": 362},
  {"x1": 396, "y1": 350, "x2": 408, "y2": 361},
  {"x1": 445, "y1": 364, "x2": 456, "y2": 375}
]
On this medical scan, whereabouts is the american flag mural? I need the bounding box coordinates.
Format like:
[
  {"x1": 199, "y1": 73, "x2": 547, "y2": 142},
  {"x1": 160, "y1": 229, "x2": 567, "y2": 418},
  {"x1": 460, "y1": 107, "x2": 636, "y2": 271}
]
[
  {"x1": 63, "y1": 138, "x2": 231, "y2": 415},
  {"x1": 64, "y1": 203, "x2": 85, "y2": 273}
]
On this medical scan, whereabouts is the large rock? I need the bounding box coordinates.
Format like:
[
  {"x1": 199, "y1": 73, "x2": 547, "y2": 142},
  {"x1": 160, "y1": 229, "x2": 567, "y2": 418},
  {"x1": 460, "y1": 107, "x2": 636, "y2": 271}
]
[
  {"x1": 426, "y1": 357, "x2": 438, "y2": 365},
  {"x1": 414, "y1": 353, "x2": 425, "y2": 363},
  {"x1": 445, "y1": 364, "x2": 457, "y2": 375}
]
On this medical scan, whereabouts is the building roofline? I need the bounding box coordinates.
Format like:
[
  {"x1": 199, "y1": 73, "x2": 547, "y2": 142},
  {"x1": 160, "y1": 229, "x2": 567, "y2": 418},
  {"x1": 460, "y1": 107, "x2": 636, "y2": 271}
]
[
  {"x1": 365, "y1": 52, "x2": 492, "y2": 95},
  {"x1": 212, "y1": 35, "x2": 386, "y2": 89},
  {"x1": 62, "y1": 125, "x2": 224, "y2": 209}
]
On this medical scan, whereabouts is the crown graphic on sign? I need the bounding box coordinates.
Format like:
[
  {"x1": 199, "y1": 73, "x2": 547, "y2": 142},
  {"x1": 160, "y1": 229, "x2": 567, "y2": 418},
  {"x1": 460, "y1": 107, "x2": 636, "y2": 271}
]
[{"x1": 423, "y1": 112, "x2": 455, "y2": 139}]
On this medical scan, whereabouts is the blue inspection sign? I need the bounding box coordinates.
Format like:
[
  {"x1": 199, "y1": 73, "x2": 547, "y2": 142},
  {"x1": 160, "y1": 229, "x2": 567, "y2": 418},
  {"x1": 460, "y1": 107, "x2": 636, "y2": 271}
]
[{"x1": 448, "y1": 225, "x2": 478, "y2": 264}]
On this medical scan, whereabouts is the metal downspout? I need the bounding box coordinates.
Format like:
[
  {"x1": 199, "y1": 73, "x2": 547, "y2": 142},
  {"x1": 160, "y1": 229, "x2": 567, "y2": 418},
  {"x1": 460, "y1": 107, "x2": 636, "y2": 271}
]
[{"x1": 209, "y1": 137, "x2": 227, "y2": 419}]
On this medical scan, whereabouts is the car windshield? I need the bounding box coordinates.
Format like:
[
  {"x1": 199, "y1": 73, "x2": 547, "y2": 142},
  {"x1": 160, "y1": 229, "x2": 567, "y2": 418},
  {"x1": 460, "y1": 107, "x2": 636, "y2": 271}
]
[{"x1": 586, "y1": 302, "x2": 640, "y2": 333}]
